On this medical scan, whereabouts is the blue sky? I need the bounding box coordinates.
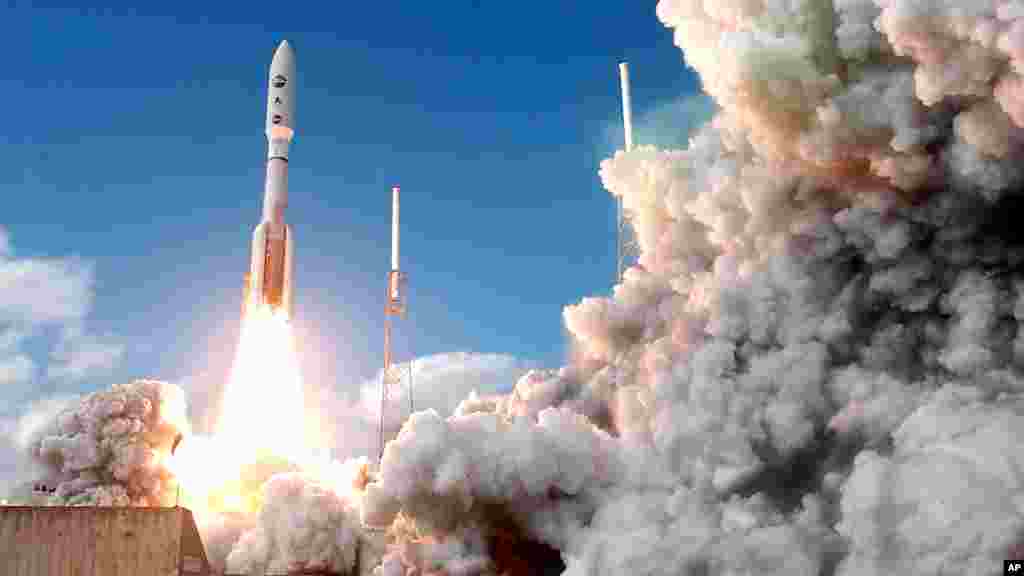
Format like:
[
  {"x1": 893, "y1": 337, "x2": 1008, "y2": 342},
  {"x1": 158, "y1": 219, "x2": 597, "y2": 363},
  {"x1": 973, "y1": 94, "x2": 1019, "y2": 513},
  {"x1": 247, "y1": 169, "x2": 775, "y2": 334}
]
[{"x1": 7, "y1": 1, "x2": 702, "y2": 402}]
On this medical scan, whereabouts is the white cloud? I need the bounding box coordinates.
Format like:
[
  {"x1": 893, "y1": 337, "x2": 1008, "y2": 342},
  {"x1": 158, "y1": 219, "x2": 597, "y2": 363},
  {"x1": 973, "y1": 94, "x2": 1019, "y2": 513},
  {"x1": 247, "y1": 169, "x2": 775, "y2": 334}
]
[
  {"x1": 0, "y1": 328, "x2": 28, "y2": 353},
  {"x1": 0, "y1": 355, "x2": 35, "y2": 388},
  {"x1": 0, "y1": 418, "x2": 17, "y2": 499},
  {"x1": 357, "y1": 351, "x2": 532, "y2": 423},
  {"x1": 604, "y1": 92, "x2": 718, "y2": 153},
  {"x1": 0, "y1": 227, "x2": 122, "y2": 497},
  {"x1": 317, "y1": 352, "x2": 532, "y2": 460},
  {"x1": 46, "y1": 326, "x2": 123, "y2": 382},
  {"x1": 0, "y1": 255, "x2": 93, "y2": 326},
  {"x1": 0, "y1": 228, "x2": 120, "y2": 403}
]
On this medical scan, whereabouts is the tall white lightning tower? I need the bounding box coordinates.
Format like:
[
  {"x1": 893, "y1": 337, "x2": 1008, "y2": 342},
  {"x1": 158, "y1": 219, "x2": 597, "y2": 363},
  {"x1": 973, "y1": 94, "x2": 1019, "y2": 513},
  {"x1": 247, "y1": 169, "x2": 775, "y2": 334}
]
[
  {"x1": 617, "y1": 62, "x2": 638, "y2": 283},
  {"x1": 378, "y1": 185, "x2": 412, "y2": 465}
]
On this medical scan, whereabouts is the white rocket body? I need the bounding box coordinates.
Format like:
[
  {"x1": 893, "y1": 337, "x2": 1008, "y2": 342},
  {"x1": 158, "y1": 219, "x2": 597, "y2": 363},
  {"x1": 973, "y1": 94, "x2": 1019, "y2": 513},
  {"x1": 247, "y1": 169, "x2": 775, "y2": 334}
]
[{"x1": 245, "y1": 40, "x2": 296, "y2": 318}]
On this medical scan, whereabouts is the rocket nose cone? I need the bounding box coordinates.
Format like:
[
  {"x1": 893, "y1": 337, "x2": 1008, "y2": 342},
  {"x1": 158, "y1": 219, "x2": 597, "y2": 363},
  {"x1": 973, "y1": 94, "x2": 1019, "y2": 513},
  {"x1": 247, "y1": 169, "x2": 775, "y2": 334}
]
[
  {"x1": 267, "y1": 40, "x2": 296, "y2": 141},
  {"x1": 270, "y1": 40, "x2": 295, "y2": 85},
  {"x1": 273, "y1": 40, "x2": 293, "y2": 60}
]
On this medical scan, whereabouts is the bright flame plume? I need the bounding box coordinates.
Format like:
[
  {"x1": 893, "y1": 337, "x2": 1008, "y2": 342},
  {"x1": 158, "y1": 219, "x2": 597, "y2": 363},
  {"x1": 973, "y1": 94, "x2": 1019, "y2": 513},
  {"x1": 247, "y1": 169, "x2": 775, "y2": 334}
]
[
  {"x1": 219, "y1": 302, "x2": 306, "y2": 455},
  {"x1": 167, "y1": 301, "x2": 315, "y2": 517}
]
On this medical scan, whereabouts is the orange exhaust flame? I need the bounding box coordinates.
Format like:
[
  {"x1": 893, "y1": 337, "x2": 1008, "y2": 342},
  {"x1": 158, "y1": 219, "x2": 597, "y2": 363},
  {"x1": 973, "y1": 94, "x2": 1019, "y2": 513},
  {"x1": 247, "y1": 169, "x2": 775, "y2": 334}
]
[
  {"x1": 165, "y1": 301, "x2": 318, "y2": 518},
  {"x1": 219, "y1": 302, "x2": 306, "y2": 455}
]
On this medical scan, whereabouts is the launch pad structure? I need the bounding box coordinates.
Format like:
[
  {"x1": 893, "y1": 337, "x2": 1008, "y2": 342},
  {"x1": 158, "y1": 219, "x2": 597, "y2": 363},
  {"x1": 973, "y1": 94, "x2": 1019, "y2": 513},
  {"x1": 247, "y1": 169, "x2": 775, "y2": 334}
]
[
  {"x1": 378, "y1": 185, "x2": 414, "y2": 465},
  {"x1": 0, "y1": 504, "x2": 377, "y2": 576},
  {"x1": 376, "y1": 64, "x2": 638, "y2": 461},
  {"x1": 0, "y1": 505, "x2": 211, "y2": 576},
  {"x1": 617, "y1": 62, "x2": 639, "y2": 283}
]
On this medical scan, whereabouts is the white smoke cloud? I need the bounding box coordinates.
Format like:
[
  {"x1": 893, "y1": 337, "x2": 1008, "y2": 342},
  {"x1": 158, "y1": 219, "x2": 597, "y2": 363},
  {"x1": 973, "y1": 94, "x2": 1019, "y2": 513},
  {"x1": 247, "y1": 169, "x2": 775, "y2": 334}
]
[
  {"x1": 0, "y1": 395, "x2": 78, "y2": 499},
  {"x1": 174, "y1": 352, "x2": 531, "y2": 572},
  {"x1": 17, "y1": 1, "x2": 1024, "y2": 573},
  {"x1": 224, "y1": 469, "x2": 364, "y2": 575},
  {"x1": 359, "y1": 1, "x2": 1024, "y2": 574},
  {"x1": 836, "y1": 385, "x2": 1024, "y2": 574},
  {"x1": 24, "y1": 380, "x2": 187, "y2": 506}
]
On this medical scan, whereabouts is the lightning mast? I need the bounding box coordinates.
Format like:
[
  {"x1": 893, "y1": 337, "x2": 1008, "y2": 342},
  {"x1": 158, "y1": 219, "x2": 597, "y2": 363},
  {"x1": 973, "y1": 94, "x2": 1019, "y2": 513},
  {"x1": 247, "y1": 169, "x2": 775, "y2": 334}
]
[
  {"x1": 379, "y1": 185, "x2": 411, "y2": 465},
  {"x1": 617, "y1": 62, "x2": 638, "y2": 283}
]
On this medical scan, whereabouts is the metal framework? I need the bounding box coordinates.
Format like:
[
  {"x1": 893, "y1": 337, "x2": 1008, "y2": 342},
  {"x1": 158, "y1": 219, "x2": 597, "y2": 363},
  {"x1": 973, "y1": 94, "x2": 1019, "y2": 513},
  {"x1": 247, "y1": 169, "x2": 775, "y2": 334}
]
[
  {"x1": 378, "y1": 186, "x2": 414, "y2": 466},
  {"x1": 616, "y1": 198, "x2": 639, "y2": 284},
  {"x1": 617, "y1": 62, "x2": 639, "y2": 283},
  {"x1": 378, "y1": 270, "x2": 408, "y2": 464}
]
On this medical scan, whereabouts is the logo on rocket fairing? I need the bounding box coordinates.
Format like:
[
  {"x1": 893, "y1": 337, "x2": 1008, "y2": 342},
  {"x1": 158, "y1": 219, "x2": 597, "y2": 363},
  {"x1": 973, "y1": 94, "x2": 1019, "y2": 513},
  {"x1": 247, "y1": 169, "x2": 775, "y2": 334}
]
[{"x1": 272, "y1": 74, "x2": 287, "y2": 88}]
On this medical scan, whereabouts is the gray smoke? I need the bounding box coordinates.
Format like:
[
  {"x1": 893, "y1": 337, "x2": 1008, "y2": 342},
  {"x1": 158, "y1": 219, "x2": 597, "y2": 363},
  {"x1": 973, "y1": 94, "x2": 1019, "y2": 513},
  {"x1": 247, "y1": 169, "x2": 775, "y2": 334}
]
[
  {"x1": 7, "y1": 351, "x2": 529, "y2": 574},
  {"x1": 14, "y1": 0, "x2": 1024, "y2": 573},
  {"x1": 224, "y1": 469, "x2": 364, "y2": 575},
  {"x1": 360, "y1": 0, "x2": 1024, "y2": 574},
  {"x1": 26, "y1": 379, "x2": 188, "y2": 506}
]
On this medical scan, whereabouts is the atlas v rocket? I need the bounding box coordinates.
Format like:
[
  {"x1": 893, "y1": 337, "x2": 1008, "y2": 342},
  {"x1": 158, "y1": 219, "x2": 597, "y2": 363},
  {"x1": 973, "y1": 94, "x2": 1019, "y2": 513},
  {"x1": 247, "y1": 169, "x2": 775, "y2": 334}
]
[{"x1": 243, "y1": 40, "x2": 296, "y2": 318}]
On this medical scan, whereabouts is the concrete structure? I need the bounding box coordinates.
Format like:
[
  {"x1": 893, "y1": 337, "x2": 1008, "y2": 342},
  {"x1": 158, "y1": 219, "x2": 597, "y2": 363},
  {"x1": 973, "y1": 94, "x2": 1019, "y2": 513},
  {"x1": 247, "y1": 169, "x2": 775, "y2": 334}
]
[{"x1": 0, "y1": 506, "x2": 210, "y2": 576}]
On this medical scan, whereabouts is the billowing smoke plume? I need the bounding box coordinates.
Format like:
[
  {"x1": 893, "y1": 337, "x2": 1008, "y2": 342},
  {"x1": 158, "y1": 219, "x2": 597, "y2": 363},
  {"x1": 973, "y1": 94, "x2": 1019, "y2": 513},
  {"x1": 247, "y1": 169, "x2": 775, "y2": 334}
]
[
  {"x1": 13, "y1": 0, "x2": 1024, "y2": 573},
  {"x1": 0, "y1": 395, "x2": 78, "y2": 501},
  {"x1": 361, "y1": 0, "x2": 1024, "y2": 574},
  {"x1": 26, "y1": 380, "x2": 188, "y2": 506},
  {"x1": 8, "y1": 376, "x2": 371, "y2": 573},
  {"x1": 6, "y1": 349, "x2": 529, "y2": 572},
  {"x1": 167, "y1": 353, "x2": 528, "y2": 573},
  {"x1": 224, "y1": 463, "x2": 366, "y2": 575}
]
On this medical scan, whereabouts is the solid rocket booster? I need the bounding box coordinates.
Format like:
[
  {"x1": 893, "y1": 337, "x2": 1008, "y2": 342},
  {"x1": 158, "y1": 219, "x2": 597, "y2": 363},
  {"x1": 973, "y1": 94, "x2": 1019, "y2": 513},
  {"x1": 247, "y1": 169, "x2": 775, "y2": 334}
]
[{"x1": 244, "y1": 40, "x2": 296, "y2": 318}]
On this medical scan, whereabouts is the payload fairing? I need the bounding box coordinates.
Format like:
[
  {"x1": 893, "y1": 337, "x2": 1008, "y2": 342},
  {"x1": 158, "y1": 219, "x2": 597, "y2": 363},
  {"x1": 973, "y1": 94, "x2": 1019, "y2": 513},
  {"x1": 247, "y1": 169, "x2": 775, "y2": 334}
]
[{"x1": 243, "y1": 40, "x2": 296, "y2": 318}]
